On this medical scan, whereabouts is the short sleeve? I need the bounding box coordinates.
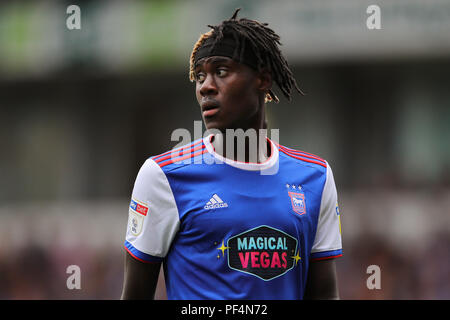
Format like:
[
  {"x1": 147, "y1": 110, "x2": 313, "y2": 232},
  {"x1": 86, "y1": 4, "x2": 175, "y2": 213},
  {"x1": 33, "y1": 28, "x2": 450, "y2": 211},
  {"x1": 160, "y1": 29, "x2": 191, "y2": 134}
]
[
  {"x1": 124, "y1": 158, "x2": 180, "y2": 263},
  {"x1": 310, "y1": 162, "x2": 343, "y2": 261}
]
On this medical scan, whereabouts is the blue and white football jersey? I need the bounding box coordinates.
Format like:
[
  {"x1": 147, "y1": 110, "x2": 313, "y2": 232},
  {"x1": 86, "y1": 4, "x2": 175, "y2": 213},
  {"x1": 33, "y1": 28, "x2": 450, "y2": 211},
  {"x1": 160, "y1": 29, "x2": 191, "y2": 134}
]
[{"x1": 124, "y1": 134, "x2": 342, "y2": 300}]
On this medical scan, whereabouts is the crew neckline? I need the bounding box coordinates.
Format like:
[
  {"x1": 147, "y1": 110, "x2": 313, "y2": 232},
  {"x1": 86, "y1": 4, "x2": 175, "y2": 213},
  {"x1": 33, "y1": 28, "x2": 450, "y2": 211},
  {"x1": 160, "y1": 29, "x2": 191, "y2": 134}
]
[{"x1": 203, "y1": 133, "x2": 279, "y2": 171}]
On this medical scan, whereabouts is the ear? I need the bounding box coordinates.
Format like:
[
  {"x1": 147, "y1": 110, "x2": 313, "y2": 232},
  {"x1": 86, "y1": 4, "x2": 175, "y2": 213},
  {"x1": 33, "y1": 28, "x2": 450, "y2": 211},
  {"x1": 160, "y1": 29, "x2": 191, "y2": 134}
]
[{"x1": 256, "y1": 69, "x2": 272, "y2": 92}]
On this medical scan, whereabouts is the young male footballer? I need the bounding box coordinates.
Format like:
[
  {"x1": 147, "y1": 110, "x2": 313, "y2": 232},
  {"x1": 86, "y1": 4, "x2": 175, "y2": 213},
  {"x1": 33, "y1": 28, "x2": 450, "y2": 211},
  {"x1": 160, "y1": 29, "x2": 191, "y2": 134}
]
[{"x1": 121, "y1": 9, "x2": 343, "y2": 300}]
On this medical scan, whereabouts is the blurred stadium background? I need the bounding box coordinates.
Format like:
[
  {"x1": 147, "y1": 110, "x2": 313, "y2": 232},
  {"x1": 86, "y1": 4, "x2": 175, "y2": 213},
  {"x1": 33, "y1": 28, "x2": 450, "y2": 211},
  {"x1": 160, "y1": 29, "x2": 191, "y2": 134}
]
[{"x1": 0, "y1": 0, "x2": 449, "y2": 299}]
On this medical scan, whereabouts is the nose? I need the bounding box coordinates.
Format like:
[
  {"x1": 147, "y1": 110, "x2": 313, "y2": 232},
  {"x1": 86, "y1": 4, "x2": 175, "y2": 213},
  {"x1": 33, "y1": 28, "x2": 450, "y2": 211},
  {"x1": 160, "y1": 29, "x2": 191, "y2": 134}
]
[{"x1": 199, "y1": 74, "x2": 218, "y2": 97}]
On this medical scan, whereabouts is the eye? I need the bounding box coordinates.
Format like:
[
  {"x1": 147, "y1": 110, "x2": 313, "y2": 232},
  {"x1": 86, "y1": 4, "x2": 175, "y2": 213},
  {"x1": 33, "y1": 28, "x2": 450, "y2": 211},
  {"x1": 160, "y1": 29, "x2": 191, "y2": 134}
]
[
  {"x1": 196, "y1": 72, "x2": 206, "y2": 83},
  {"x1": 217, "y1": 68, "x2": 228, "y2": 77}
]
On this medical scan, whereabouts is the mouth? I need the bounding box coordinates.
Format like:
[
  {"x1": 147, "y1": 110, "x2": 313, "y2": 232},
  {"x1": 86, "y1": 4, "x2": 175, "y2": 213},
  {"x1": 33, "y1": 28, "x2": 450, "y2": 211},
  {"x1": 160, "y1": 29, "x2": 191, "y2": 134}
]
[{"x1": 201, "y1": 100, "x2": 220, "y2": 118}]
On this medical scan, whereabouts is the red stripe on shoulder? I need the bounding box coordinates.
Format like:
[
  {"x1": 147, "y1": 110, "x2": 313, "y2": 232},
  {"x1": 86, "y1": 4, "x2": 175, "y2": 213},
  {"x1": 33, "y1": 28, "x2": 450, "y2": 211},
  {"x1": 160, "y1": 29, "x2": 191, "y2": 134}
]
[
  {"x1": 158, "y1": 147, "x2": 208, "y2": 168},
  {"x1": 154, "y1": 143, "x2": 205, "y2": 164},
  {"x1": 279, "y1": 145, "x2": 326, "y2": 163},
  {"x1": 277, "y1": 144, "x2": 327, "y2": 168}
]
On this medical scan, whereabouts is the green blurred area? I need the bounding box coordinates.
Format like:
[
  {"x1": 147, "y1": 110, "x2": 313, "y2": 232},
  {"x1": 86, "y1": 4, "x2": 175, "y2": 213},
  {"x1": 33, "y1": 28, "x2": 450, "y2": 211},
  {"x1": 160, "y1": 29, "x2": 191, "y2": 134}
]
[{"x1": 2, "y1": 0, "x2": 450, "y2": 76}]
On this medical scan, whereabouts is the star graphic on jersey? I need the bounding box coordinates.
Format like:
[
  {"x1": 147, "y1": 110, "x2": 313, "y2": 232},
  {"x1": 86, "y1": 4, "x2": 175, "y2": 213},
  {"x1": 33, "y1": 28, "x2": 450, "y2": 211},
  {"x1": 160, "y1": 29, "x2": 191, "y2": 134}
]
[
  {"x1": 217, "y1": 240, "x2": 229, "y2": 258},
  {"x1": 287, "y1": 183, "x2": 303, "y2": 191},
  {"x1": 291, "y1": 250, "x2": 301, "y2": 266}
]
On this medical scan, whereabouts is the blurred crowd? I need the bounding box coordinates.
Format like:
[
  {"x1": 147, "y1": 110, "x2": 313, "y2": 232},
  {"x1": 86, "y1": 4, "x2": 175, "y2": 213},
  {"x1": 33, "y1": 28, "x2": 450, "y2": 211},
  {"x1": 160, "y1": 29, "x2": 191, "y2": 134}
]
[
  {"x1": 338, "y1": 232, "x2": 450, "y2": 299},
  {"x1": 0, "y1": 243, "x2": 123, "y2": 299},
  {"x1": 0, "y1": 232, "x2": 448, "y2": 299}
]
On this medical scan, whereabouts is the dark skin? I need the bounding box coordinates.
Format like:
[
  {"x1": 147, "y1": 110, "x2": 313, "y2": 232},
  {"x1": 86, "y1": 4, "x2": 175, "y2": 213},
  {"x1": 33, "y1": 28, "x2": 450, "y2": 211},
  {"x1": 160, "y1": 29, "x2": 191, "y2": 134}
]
[
  {"x1": 195, "y1": 56, "x2": 267, "y2": 132},
  {"x1": 120, "y1": 56, "x2": 339, "y2": 299},
  {"x1": 121, "y1": 255, "x2": 161, "y2": 299},
  {"x1": 304, "y1": 259, "x2": 339, "y2": 300},
  {"x1": 195, "y1": 56, "x2": 271, "y2": 162}
]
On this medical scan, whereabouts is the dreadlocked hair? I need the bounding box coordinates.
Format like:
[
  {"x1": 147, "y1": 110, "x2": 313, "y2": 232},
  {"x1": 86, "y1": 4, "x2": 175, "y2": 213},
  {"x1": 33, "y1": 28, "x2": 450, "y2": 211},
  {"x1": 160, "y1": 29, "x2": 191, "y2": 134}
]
[{"x1": 189, "y1": 8, "x2": 304, "y2": 103}]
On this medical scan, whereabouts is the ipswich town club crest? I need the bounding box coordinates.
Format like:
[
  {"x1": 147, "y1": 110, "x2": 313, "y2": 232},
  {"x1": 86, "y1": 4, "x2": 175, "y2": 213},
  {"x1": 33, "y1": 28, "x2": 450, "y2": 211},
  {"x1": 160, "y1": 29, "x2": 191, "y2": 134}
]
[{"x1": 288, "y1": 190, "x2": 307, "y2": 215}]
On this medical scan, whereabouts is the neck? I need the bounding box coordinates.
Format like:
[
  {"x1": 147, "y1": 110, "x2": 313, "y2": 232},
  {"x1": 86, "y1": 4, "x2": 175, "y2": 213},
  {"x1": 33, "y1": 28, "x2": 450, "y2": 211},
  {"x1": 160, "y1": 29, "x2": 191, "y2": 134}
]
[
  {"x1": 211, "y1": 99, "x2": 269, "y2": 163},
  {"x1": 211, "y1": 129, "x2": 271, "y2": 163}
]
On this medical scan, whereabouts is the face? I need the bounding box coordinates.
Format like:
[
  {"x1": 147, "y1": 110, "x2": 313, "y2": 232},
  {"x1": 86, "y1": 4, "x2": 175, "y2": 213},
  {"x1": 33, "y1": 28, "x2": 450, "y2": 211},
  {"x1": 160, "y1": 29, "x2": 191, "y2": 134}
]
[{"x1": 194, "y1": 56, "x2": 266, "y2": 132}]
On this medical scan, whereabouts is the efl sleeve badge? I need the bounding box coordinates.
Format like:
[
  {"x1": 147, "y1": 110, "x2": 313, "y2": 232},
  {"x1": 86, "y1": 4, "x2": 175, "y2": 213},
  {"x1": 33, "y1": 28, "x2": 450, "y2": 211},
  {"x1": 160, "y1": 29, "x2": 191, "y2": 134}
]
[{"x1": 128, "y1": 198, "x2": 149, "y2": 236}]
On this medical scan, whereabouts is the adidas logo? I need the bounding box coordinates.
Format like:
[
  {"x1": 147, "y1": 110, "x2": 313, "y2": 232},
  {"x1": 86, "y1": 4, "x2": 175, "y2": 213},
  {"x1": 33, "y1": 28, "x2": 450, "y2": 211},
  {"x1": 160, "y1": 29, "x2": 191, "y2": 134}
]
[{"x1": 204, "y1": 194, "x2": 229, "y2": 210}]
